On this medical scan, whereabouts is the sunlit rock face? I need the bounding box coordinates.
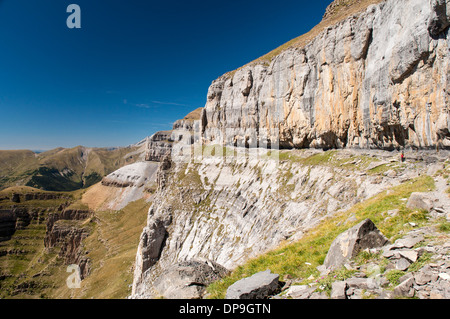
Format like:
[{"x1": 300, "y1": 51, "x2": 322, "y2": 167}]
[{"x1": 202, "y1": 0, "x2": 450, "y2": 151}]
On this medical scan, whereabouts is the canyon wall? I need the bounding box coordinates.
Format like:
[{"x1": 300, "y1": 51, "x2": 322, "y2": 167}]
[
  {"x1": 131, "y1": 147, "x2": 441, "y2": 298},
  {"x1": 201, "y1": 0, "x2": 450, "y2": 151}
]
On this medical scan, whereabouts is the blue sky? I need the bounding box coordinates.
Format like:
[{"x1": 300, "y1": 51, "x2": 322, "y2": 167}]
[{"x1": 0, "y1": 0, "x2": 329, "y2": 150}]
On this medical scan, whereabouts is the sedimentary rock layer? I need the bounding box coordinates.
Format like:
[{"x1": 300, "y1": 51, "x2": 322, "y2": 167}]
[{"x1": 201, "y1": 0, "x2": 450, "y2": 150}]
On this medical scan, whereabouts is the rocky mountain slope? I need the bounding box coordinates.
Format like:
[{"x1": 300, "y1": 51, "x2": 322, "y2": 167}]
[
  {"x1": 216, "y1": 172, "x2": 450, "y2": 300},
  {"x1": 0, "y1": 163, "x2": 156, "y2": 299},
  {"x1": 131, "y1": 0, "x2": 450, "y2": 299},
  {"x1": 131, "y1": 146, "x2": 449, "y2": 298}
]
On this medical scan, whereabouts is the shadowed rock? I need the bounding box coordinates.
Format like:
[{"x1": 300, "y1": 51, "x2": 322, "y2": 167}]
[
  {"x1": 153, "y1": 260, "x2": 229, "y2": 299},
  {"x1": 226, "y1": 270, "x2": 280, "y2": 299},
  {"x1": 324, "y1": 219, "x2": 390, "y2": 270}
]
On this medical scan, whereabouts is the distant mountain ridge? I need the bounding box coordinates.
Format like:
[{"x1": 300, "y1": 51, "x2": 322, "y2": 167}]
[{"x1": 0, "y1": 144, "x2": 147, "y2": 192}]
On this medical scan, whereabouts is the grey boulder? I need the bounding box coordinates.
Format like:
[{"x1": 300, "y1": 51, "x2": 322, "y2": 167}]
[
  {"x1": 153, "y1": 259, "x2": 228, "y2": 299},
  {"x1": 226, "y1": 270, "x2": 280, "y2": 299},
  {"x1": 324, "y1": 219, "x2": 390, "y2": 270},
  {"x1": 406, "y1": 192, "x2": 436, "y2": 212}
]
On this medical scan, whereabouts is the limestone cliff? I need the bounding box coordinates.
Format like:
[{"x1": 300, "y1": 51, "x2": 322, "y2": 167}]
[
  {"x1": 145, "y1": 108, "x2": 203, "y2": 162},
  {"x1": 201, "y1": 0, "x2": 450, "y2": 150},
  {"x1": 132, "y1": 0, "x2": 450, "y2": 299}
]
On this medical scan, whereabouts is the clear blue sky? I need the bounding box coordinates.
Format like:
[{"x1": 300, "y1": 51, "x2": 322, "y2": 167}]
[{"x1": 0, "y1": 0, "x2": 329, "y2": 150}]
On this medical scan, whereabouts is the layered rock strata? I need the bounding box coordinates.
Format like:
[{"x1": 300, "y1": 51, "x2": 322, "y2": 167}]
[
  {"x1": 131, "y1": 148, "x2": 437, "y2": 298},
  {"x1": 201, "y1": 0, "x2": 450, "y2": 151},
  {"x1": 44, "y1": 209, "x2": 93, "y2": 280},
  {"x1": 145, "y1": 108, "x2": 203, "y2": 162}
]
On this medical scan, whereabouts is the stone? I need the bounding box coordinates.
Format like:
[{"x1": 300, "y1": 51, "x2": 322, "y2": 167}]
[
  {"x1": 415, "y1": 269, "x2": 433, "y2": 285},
  {"x1": 392, "y1": 277, "x2": 415, "y2": 298},
  {"x1": 439, "y1": 273, "x2": 450, "y2": 281},
  {"x1": 395, "y1": 258, "x2": 412, "y2": 271},
  {"x1": 323, "y1": 219, "x2": 389, "y2": 270},
  {"x1": 316, "y1": 265, "x2": 329, "y2": 276},
  {"x1": 385, "y1": 170, "x2": 397, "y2": 178},
  {"x1": 392, "y1": 235, "x2": 424, "y2": 249},
  {"x1": 347, "y1": 289, "x2": 364, "y2": 299},
  {"x1": 284, "y1": 285, "x2": 316, "y2": 299},
  {"x1": 331, "y1": 281, "x2": 347, "y2": 299},
  {"x1": 430, "y1": 291, "x2": 444, "y2": 299},
  {"x1": 225, "y1": 270, "x2": 280, "y2": 299},
  {"x1": 346, "y1": 277, "x2": 377, "y2": 290},
  {"x1": 382, "y1": 247, "x2": 398, "y2": 258},
  {"x1": 377, "y1": 290, "x2": 392, "y2": 299},
  {"x1": 378, "y1": 276, "x2": 390, "y2": 288},
  {"x1": 398, "y1": 250, "x2": 419, "y2": 263},
  {"x1": 309, "y1": 292, "x2": 329, "y2": 299},
  {"x1": 406, "y1": 193, "x2": 435, "y2": 212},
  {"x1": 152, "y1": 260, "x2": 229, "y2": 299},
  {"x1": 417, "y1": 290, "x2": 430, "y2": 299},
  {"x1": 427, "y1": 163, "x2": 445, "y2": 176},
  {"x1": 398, "y1": 272, "x2": 414, "y2": 284}
]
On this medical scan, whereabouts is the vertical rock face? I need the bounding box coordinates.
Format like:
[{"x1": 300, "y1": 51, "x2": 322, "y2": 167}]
[
  {"x1": 145, "y1": 108, "x2": 203, "y2": 163},
  {"x1": 202, "y1": 0, "x2": 450, "y2": 151},
  {"x1": 44, "y1": 209, "x2": 93, "y2": 279},
  {"x1": 428, "y1": 0, "x2": 450, "y2": 38},
  {"x1": 0, "y1": 210, "x2": 16, "y2": 242},
  {"x1": 145, "y1": 131, "x2": 174, "y2": 162},
  {"x1": 132, "y1": 205, "x2": 172, "y2": 296}
]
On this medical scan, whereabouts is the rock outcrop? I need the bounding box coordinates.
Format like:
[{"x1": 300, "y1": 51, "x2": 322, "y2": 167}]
[
  {"x1": 44, "y1": 209, "x2": 93, "y2": 279},
  {"x1": 201, "y1": 0, "x2": 450, "y2": 151},
  {"x1": 428, "y1": 0, "x2": 450, "y2": 38},
  {"x1": 0, "y1": 206, "x2": 51, "y2": 242},
  {"x1": 101, "y1": 162, "x2": 158, "y2": 189},
  {"x1": 91, "y1": 161, "x2": 159, "y2": 211},
  {"x1": 323, "y1": 219, "x2": 390, "y2": 270},
  {"x1": 145, "y1": 108, "x2": 203, "y2": 163},
  {"x1": 153, "y1": 259, "x2": 229, "y2": 299},
  {"x1": 226, "y1": 270, "x2": 280, "y2": 299},
  {"x1": 145, "y1": 131, "x2": 174, "y2": 162},
  {"x1": 0, "y1": 210, "x2": 16, "y2": 242},
  {"x1": 45, "y1": 221, "x2": 91, "y2": 279}
]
